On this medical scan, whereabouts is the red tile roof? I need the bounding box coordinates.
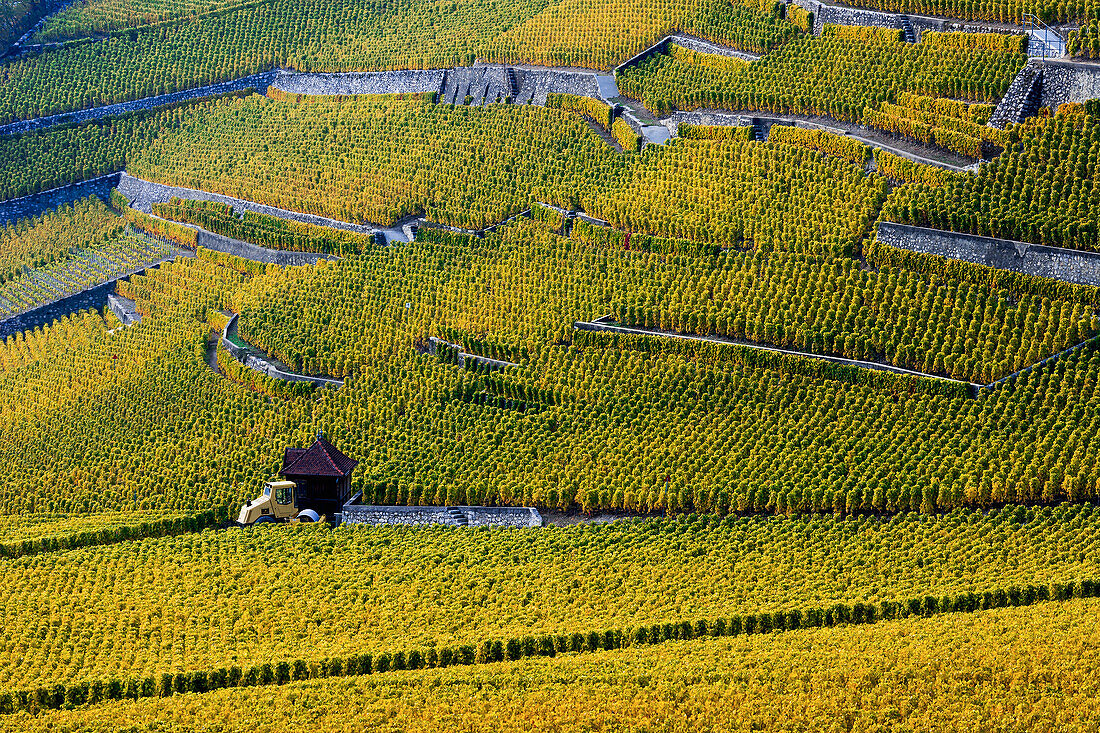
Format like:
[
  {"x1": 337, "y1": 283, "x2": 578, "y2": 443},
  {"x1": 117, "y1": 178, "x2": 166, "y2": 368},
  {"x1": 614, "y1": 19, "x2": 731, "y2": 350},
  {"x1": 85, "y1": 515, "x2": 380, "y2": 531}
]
[{"x1": 281, "y1": 435, "x2": 358, "y2": 477}]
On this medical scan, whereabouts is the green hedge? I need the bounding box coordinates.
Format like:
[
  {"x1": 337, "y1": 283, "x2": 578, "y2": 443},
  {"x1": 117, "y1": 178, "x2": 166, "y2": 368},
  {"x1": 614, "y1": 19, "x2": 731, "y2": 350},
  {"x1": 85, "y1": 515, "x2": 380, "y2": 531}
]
[{"x1": 2, "y1": 575, "x2": 1096, "y2": 713}]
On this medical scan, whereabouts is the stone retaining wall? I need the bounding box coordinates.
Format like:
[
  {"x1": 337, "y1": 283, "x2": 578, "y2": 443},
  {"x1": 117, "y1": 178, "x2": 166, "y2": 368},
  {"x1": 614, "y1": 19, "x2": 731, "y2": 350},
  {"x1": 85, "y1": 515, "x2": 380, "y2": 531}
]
[
  {"x1": 574, "y1": 318, "x2": 975, "y2": 385},
  {"x1": 341, "y1": 503, "x2": 542, "y2": 527},
  {"x1": 1039, "y1": 60, "x2": 1100, "y2": 109},
  {"x1": 221, "y1": 313, "x2": 343, "y2": 387},
  {"x1": 665, "y1": 33, "x2": 760, "y2": 61},
  {"x1": 107, "y1": 293, "x2": 141, "y2": 325},
  {"x1": 0, "y1": 254, "x2": 179, "y2": 340},
  {"x1": 793, "y1": 0, "x2": 901, "y2": 35},
  {"x1": 512, "y1": 67, "x2": 603, "y2": 105},
  {"x1": 0, "y1": 71, "x2": 276, "y2": 136},
  {"x1": 118, "y1": 172, "x2": 374, "y2": 234},
  {"x1": 876, "y1": 221, "x2": 1100, "y2": 286},
  {"x1": 197, "y1": 229, "x2": 332, "y2": 266},
  {"x1": 271, "y1": 69, "x2": 444, "y2": 97},
  {"x1": 989, "y1": 61, "x2": 1043, "y2": 127},
  {"x1": 0, "y1": 173, "x2": 120, "y2": 226}
]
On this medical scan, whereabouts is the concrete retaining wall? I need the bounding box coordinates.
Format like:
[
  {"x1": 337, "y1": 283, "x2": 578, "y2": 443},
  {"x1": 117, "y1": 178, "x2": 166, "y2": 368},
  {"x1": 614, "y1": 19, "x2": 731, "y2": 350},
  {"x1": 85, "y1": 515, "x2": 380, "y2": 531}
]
[
  {"x1": 342, "y1": 503, "x2": 542, "y2": 527},
  {"x1": 876, "y1": 221, "x2": 1100, "y2": 286}
]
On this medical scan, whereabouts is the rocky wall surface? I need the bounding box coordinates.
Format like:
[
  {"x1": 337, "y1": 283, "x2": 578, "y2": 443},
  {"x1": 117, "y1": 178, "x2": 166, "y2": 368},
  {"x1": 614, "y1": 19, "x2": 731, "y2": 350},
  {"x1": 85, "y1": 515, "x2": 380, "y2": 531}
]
[
  {"x1": 513, "y1": 68, "x2": 602, "y2": 105},
  {"x1": 221, "y1": 314, "x2": 343, "y2": 386},
  {"x1": 342, "y1": 504, "x2": 542, "y2": 527},
  {"x1": 1039, "y1": 60, "x2": 1100, "y2": 109},
  {"x1": 814, "y1": 2, "x2": 900, "y2": 34},
  {"x1": 0, "y1": 71, "x2": 276, "y2": 136},
  {"x1": 271, "y1": 69, "x2": 444, "y2": 96},
  {"x1": 0, "y1": 254, "x2": 178, "y2": 340},
  {"x1": 667, "y1": 33, "x2": 760, "y2": 60},
  {"x1": 877, "y1": 221, "x2": 1100, "y2": 286},
  {"x1": 118, "y1": 173, "x2": 375, "y2": 234},
  {"x1": 0, "y1": 280, "x2": 114, "y2": 340},
  {"x1": 441, "y1": 66, "x2": 512, "y2": 104},
  {"x1": 107, "y1": 293, "x2": 141, "y2": 325},
  {"x1": 197, "y1": 229, "x2": 332, "y2": 266},
  {"x1": 661, "y1": 111, "x2": 752, "y2": 135},
  {"x1": 0, "y1": 173, "x2": 120, "y2": 226},
  {"x1": 989, "y1": 61, "x2": 1043, "y2": 128}
]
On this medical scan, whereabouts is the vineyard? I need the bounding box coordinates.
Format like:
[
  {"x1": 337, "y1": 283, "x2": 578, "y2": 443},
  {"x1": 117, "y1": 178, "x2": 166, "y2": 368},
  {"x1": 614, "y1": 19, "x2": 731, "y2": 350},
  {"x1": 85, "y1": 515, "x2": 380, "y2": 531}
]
[
  {"x1": 2, "y1": 0, "x2": 1100, "y2": 725},
  {"x1": 0, "y1": 221, "x2": 1099, "y2": 517},
  {"x1": 3, "y1": 596, "x2": 1097, "y2": 730},
  {"x1": 617, "y1": 31, "x2": 1026, "y2": 122},
  {"x1": 882, "y1": 104, "x2": 1100, "y2": 251},
  {"x1": 0, "y1": 505, "x2": 1095, "y2": 691}
]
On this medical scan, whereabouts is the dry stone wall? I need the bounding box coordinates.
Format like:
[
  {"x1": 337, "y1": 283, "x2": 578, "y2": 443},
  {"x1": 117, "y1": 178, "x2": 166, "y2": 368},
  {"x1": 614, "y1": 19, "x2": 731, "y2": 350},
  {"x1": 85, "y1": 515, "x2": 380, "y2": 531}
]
[
  {"x1": 341, "y1": 503, "x2": 542, "y2": 527},
  {"x1": 0, "y1": 71, "x2": 276, "y2": 136},
  {"x1": 118, "y1": 173, "x2": 374, "y2": 234},
  {"x1": 0, "y1": 172, "x2": 120, "y2": 226},
  {"x1": 989, "y1": 61, "x2": 1043, "y2": 127},
  {"x1": 877, "y1": 221, "x2": 1100, "y2": 286},
  {"x1": 1039, "y1": 60, "x2": 1100, "y2": 109},
  {"x1": 221, "y1": 313, "x2": 343, "y2": 386},
  {"x1": 271, "y1": 69, "x2": 444, "y2": 96}
]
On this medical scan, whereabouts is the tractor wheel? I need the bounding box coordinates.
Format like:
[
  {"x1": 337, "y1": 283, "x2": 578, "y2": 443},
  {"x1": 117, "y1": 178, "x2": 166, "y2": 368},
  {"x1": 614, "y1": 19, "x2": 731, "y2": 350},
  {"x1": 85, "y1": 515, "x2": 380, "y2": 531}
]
[{"x1": 254, "y1": 515, "x2": 278, "y2": 525}]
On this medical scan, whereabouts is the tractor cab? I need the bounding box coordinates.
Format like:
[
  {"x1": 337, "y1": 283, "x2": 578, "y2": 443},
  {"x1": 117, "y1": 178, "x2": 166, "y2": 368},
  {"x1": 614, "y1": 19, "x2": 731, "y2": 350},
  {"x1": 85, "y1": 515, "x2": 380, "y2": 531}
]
[{"x1": 237, "y1": 479, "x2": 320, "y2": 525}]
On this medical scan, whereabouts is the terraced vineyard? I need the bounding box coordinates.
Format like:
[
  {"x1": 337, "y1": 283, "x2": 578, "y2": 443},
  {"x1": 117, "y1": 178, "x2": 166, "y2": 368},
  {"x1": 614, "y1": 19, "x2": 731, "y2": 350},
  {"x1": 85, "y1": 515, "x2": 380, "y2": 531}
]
[
  {"x1": 617, "y1": 29, "x2": 1027, "y2": 120},
  {"x1": 0, "y1": 231, "x2": 176, "y2": 318},
  {"x1": 1, "y1": 0, "x2": 1100, "y2": 726}
]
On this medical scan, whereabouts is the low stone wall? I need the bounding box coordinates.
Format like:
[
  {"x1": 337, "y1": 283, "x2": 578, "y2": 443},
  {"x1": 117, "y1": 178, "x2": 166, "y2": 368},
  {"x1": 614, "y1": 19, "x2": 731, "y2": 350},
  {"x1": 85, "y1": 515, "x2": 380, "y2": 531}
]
[
  {"x1": 197, "y1": 229, "x2": 332, "y2": 266},
  {"x1": 803, "y1": 0, "x2": 902, "y2": 35},
  {"x1": 271, "y1": 69, "x2": 444, "y2": 97},
  {"x1": 341, "y1": 503, "x2": 542, "y2": 527},
  {"x1": 0, "y1": 71, "x2": 276, "y2": 136},
  {"x1": 0, "y1": 280, "x2": 113, "y2": 340},
  {"x1": 107, "y1": 293, "x2": 140, "y2": 325},
  {"x1": 574, "y1": 318, "x2": 975, "y2": 385},
  {"x1": 0, "y1": 173, "x2": 120, "y2": 226},
  {"x1": 512, "y1": 68, "x2": 602, "y2": 105},
  {"x1": 427, "y1": 336, "x2": 519, "y2": 369},
  {"x1": 666, "y1": 33, "x2": 760, "y2": 61},
  {"x1": 118, "y1": 172, "x2": 374, "y2": 234},
  {"x1": 876, "y1": 221, "x2": 1100, "y2": 286},
  {"x1": 221, "y1": 313, "x2": 343, "y2": 387},
  {"x1": 0, "y1": 254, "x2": 179, "y2": 340}
]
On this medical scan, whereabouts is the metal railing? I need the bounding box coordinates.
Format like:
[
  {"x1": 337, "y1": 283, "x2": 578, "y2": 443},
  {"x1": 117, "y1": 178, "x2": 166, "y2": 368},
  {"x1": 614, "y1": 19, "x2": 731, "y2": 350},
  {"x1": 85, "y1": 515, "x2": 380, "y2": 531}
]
[{"x1": 1022, "y1": 13, "x2": 1065, "y2": 59}]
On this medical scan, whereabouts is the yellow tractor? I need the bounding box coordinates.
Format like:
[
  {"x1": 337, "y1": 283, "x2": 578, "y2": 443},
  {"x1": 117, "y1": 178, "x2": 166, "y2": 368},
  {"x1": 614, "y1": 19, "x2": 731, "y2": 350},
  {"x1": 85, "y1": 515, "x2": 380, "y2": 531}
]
[{"x1": 237, "y1": 479, "x2": 322, "y2": 525}]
